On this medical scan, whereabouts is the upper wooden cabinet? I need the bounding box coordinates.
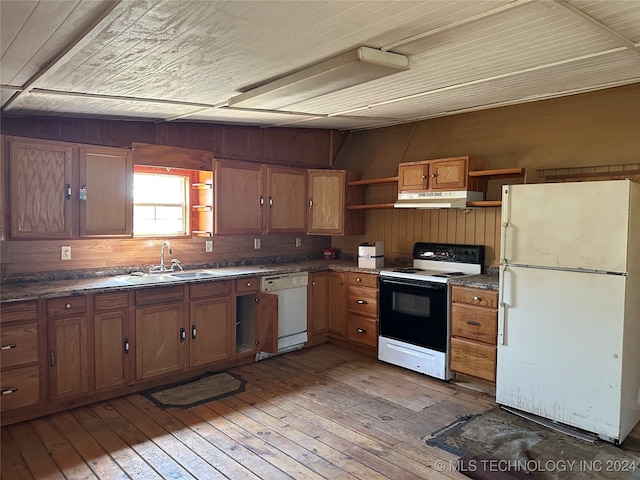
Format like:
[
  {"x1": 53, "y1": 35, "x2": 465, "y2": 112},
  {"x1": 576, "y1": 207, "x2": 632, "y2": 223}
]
[
  {"x1": 7, "y1": 137, "x2": 133, "y2": 239},
  {"x1": 398, "y1": 156, "x2": 483, "y2": 192},
  {"x1": 265, "y1": 166, "x2": 306, "y2": 233},
  {"x1": 214, "y1": 160, "x2": 306, "y2": 235},
  {"x1": 215, "y1": 159, "x2": 264, "y2": 235},
  {"x1": 9, "y1": 138, "x2": 74, "y2": 239},
  {"x1": 79, "y1": 146, "x2": 133, "y2": 237},
  {"x1": 307, "y1": 169, "x2": 364, "y2": 236}
]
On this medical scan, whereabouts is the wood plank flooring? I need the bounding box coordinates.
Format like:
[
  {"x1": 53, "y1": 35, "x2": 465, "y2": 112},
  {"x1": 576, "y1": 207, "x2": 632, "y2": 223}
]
[{"x1": 3, "y1": 344, "x2": 637, "y2": 479}]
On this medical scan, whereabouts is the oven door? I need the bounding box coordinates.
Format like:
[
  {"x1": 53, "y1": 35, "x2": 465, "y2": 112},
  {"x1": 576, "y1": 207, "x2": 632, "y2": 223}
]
[{"x1": 378, "y1": 277, "x2": 448, "y2": 352}]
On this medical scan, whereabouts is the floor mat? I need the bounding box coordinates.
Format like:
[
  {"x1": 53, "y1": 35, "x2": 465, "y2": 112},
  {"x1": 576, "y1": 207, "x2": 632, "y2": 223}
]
[
  {"x1": 424, "y1": 408, "x2": 640, "y2": 480},
  {"x1": 143, "y1": 371, "x2": 246, "y2": 409}
]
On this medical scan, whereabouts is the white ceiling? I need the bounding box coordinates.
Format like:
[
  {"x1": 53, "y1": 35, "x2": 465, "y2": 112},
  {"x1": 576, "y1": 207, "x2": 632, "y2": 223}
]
[{"x1": 1, "y1": 0, "x2": 639, "y2": 131}]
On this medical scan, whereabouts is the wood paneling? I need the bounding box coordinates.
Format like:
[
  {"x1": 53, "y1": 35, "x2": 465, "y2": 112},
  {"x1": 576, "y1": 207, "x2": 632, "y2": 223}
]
[
  {"x1": 2, "y1": 235, "x2": 330, "y2": 277},
  {"x1": 332, "y1": 207, "x2": 502, "y2": 266},
  {"x1": 1, "y1": 116, "x2": 336, "y2": 168}
]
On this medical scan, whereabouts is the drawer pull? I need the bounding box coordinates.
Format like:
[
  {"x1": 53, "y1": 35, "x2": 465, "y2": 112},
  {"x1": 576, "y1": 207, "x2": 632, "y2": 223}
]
[
  {"x1": 466, "y1": 320, "x2": 482, "y2": 327},
  {"x1": 356, "y1": 299, "x2": 368, "y2": 305},
  {"x1": 65, "y1": 303, "x2": 72, "y2": 309},
  {"x1": 50, "y1": 350, "x2": 56, "y2": 366},
  {"x1": 1, "y1": 387, "x2": 18, "y2": 395},
  {"x1": 356, "y1": 277, "x2": 362, "y2": 282},
  {"x1": 192, "y1": 325, "x2": 197, "y2": 340},
  {"x1": 1, "y1": 344, "x2": 17, "y2": 350},
  {"x1": 123, "y1": 339, "x2": 130, "y2": 354},
  {"x1": 356, "y1": 328, "x2": 367, "y2": 334},
  {"x1": 246, "y1": 282, "x2": 252, "y2": 287},
  {"x1": 473, "y1": 296, "x2": 481, "y2": 302}
]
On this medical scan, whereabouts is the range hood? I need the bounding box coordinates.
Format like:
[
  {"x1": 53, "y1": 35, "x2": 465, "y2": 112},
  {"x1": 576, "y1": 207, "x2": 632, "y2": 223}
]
[{"x1": 394, "y1": 190, "x2": 484, "y2": 209}]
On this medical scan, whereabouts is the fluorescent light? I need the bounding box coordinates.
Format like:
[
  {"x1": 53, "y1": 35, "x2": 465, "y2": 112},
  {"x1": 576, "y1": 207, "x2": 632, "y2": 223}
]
[{"x1": 228, "y1": 46, "x2": 409, "y2": 110}]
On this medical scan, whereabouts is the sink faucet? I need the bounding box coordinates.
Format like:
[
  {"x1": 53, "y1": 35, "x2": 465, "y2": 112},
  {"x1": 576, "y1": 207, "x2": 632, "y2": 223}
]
[{"x1": 160, "y1": 240, "x2": 172, "y2": 272}]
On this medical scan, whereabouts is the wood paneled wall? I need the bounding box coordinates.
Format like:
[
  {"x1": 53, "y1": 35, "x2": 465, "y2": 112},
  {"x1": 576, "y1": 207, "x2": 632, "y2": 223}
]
[
  {"x1": 1, "y1": 235, "x2": 330, "y2": 278},
  {"x1": 332, "y1": 84, "x2": 640, "y2": 265},
  {"x1": 0, "y1": 116, "x2": 346, "y2": 168}
]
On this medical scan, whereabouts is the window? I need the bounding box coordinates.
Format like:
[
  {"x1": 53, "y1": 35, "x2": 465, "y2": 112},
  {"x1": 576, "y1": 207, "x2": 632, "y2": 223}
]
[{"x1": 133, "y1": 167, "x2": 189, "y2": 236}]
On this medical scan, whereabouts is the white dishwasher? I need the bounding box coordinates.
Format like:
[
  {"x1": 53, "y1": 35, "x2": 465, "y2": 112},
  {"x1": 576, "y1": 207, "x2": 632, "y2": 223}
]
[{"x1": 257, "y1": 271, "x2": 308, "y2": 360}]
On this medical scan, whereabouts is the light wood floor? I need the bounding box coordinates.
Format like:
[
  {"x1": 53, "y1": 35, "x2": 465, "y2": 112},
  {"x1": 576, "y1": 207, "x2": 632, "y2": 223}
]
[{"x1": 3, "y1": 344, "x2": 637, "y2": 479}]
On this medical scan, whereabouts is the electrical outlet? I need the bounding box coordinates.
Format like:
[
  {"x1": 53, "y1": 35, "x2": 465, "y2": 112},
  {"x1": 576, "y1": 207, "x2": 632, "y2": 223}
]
[
  {"x1": 205, "y1": 240, "x2": 213, "y2": 252},
  {"x1": 295, "y1": 237, "x2": 302, "y2": 248},
  {"x1": 254, "y1": 238, "x2": 261, "y2": 249},
  {"x1": 61, "y1": 246, "x2": 71, "y2": 260}
]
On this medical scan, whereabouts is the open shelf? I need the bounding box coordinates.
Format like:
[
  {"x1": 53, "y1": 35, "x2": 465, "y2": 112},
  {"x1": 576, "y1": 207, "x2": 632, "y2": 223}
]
[
  {"x1": 466, "y1": 200, "x2": 502, "y2": 207},
  {"x1": 346, "y1": 203, "x2": 396, "y2": 210},
  {"x1": 468, "y1": 167, "x2": 525, "y2": 178},
  {"x1": 192, "y1": 182, "x2": 213, "y2": 190},
  {"x1": 346, "y1": 176, "x2": 398, "y2": 187},
  {"x1": 346, "y1": 175, "x2": 398, "y2": 210}
]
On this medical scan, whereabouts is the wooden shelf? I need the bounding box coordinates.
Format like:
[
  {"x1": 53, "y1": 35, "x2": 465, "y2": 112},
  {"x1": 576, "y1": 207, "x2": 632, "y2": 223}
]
[
  {"x1": 192, "y1": 230, "x2": 212, "y2": 237},
  {"x1": 192, "y1": 183, "x2": 212, "y2": 190},
  {"x1": 466, "y1": 200, "x2": 502, "y2": 207},
  {"x1": 346, "y1": 203, "x2": 396, "y2": 210},
  {"x1": 192, "y1": 205, "x2": 212, "y2": 211},
  {"x1": 468, "y1": 167, "x2": 524, "y2": 178},
  {"x1": 346, "y1": 176, "x2": 398, "y2": 186}
]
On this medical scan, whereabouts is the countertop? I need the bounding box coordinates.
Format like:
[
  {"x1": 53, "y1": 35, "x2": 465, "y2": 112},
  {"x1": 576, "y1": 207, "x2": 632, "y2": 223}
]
[
  {"x1": 1, "y1": 261, "x2": 500, "y2": 303},
  {"x1": 449, "y1": 273, "x2": 499, "y2": 290},
  {"x1": 0, "y1": 260, "x2": 378, "y2": 303}
]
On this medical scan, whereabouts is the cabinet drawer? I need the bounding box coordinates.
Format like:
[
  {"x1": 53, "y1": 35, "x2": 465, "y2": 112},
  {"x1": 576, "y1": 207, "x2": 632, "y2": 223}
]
[
  {"x1": 236, "y1": 277, "x2": 258, "y2": 294},
  {"x1": 94, "y1": 291, "x2": 130, "y2": 311},
  {"x1": 451, "y1": 286, "x2": 498, "y2": 308},
  {"x1": 191, "y1": 280, "x2": 232, "y2": 299},
  {"x1": 347, "y1": 286, "x2": 377, "y2": 317},
  {"x1": 46, "y1": 296, "x2": 87, "y2": 318},
  {"x1": 450, "y1": 337, "x2": 496, "y2": 382},
  {"x1": 1, "y1": 324, "x2": 39, "y2": 368},
  {"x1": 451, "y1": 304, "x2": 497, "y2": 345},
  {"x1": 135, "y1": 286, "x2": 185, "y2": 307},
  {"x1": 347, "y1": 272, "x2": 378, "y2": 288},
  {"x1": 1, "y1": 301, "x2": 38, "y2": 323},
  {"x1": 346, "y1": 314, "x2": 378, "y2": 348},
  {"x1": 0, "y1": 365, "x2": 41, "y2": 412}
]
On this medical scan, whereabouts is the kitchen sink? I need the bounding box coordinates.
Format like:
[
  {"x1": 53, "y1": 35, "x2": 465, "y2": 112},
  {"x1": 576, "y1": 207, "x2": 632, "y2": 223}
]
[
  {"x1": 170, "y1": 271, "x2": 221, "y2": 279},
  {"x1": 118, "y1": 274, "x2": 178, "y2": 284}
]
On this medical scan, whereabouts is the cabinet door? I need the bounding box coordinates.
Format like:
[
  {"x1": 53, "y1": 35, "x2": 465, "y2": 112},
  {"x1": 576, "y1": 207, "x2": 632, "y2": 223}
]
[
  {"x1": 190, "y1": 297, "x2": 232, "y2": 367},
  {"x1": 9, "y1": 138, "x2": 73, "y2": 238},
  {"x1": 398, "y1": 163, "x2": 429, "y2": 192},
  {"x1": 257, "y1": 293, "x2": 278, "y2": 354},
  {"x1": 215, "y1": 160, "x2": 263, "y2": 234},
  {"x1": 79, "y1": 146, "x2": 133, "y2": 237},
  {"x1": 135, "y1": 303, "x2": 185, "y2": 380},
  {"x1": 266, "y1": 166, "x2": 306, "y2": 233},
  {"x1": 307, "y1": 170, "x2": 345, "y2": 235},
  {"x1": 308, "y1": 272, "x2": 329, "y2": 336},
  {"x1": 48, "y1": 316, "x2": 90, "y2": 400},
  {"x1": 94, "y1": 310, "x2": 131, "y2": 390},
  {"x1": 328, "y1": 272, "x2": 347, "y2": 337},
  {"x1": 428, "y1": 158, "x2": 467, "y2": 190}
]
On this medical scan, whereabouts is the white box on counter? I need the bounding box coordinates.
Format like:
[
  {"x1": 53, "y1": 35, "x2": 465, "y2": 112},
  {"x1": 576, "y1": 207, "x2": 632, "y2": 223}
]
[{"x1": 358, "y1": 241, "x2": 384, "y2": 268}]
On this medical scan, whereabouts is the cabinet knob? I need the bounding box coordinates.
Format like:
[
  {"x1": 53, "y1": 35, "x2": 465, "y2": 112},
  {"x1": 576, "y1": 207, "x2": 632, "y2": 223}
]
[
  {"x1": 431, "y1": 174, "x2": 437, "y2": 178},
  {"x1": 356, "y1": 277, "x2": 362, "y2": 282},
  {"x1": 473, "y1": 296, "x2": 481, "y2": 302},
  {"x1": 1, "y1": 388, "x2": 18, "y2": 395},
  {"x1": 356, "y1": 299, "x2": 368, "y2": 305},
  {"x1": 421, "y1": 175, "x2": 427, "y2": 179},
  {"x1": 192, "y1": 325, "x2": 197, "y2": 340},
  {"x1": 65, "y1": 303, "x2": 71, "y2": 309},
  {"x1": 356, "y1": 328, "x2": 366, "y2": 334},
  {"x1": 123, "y1": 339, "x2": 130, "y2": 354},
  {"x1": 312, "y1": 281, "x2": 316, "y2": 286},
  {"x1": 255, "y1": 297, "x2": 260, "y2": 304},
  {"x1": 246, "y1": 282, "x2": 252, "y2": 287}
]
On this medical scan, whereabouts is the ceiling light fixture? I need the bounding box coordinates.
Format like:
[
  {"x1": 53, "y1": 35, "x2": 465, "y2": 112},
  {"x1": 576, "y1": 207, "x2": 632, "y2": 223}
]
[{"x1": 228, "y1": 46, "x2": 409, "y2": 110}]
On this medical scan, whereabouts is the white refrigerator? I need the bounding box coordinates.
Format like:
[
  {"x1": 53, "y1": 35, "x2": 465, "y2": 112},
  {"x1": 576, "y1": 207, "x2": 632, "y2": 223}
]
[{"x1": 496, "y1": 179, "x2": 640, "y2": 443}]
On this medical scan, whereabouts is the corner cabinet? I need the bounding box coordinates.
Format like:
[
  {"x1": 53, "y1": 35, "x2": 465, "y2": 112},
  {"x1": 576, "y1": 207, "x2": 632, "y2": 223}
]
[
  {"x1": 7, "y1": 137, "x2": 133, "y2": 239},
  {"x1": 307, "y1": 170, "x2": 364, "y2": 235}
]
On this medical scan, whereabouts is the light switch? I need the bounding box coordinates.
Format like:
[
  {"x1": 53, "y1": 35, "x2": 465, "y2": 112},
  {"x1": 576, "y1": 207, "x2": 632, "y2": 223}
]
[{"x1": 254, "y1": 238, "x2": 261, "y2": 249}]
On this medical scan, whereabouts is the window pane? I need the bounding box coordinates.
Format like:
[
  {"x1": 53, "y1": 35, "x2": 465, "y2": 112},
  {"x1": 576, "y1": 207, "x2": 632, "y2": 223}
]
[{"x1": 133, "y1": 172, "x2": 189, "y2": 236}]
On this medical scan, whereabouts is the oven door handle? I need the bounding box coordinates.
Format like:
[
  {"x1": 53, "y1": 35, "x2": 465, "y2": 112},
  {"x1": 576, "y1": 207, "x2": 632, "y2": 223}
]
[{"x1": 380, "y1": 278, "x2": 447, "y2": 290}]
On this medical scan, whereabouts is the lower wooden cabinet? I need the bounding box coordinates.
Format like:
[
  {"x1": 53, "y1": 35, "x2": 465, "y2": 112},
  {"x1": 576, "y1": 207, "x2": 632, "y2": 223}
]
[
  {"x1": 48, "y1": 314, "x2": 91, "y2": 400},
  {"x1": 93, "y1": 291, "x2": 132, "y2": 390},
  {"x1": 450, "y1": 285, "x2": 498, "y2": 383},
  {"x1": 190, "y1": 297, "x2": 233, "y2": 367}
]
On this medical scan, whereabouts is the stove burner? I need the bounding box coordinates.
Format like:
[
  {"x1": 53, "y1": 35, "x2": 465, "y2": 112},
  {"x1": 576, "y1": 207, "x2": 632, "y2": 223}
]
[{"x1": 431, "y1": 271, "x2": 466, "y2": 278}]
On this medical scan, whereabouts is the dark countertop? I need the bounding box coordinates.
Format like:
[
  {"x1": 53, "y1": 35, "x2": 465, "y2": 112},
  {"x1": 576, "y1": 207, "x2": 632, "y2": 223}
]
[
  {"x1": 0, "y1": 260, "x2": 381, "y2": 303},
  {"x1": 449, "y1": 273, "x2": 499, "y2": 290}
]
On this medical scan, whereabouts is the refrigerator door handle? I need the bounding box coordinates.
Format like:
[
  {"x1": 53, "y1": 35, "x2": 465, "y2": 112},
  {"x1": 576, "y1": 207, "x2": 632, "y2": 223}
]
[
  {"x1": 498, "y1": 265, "x2": 509, "y2": 345},
  {"x1": 500, "y1": 185, "x2": 511, "y2": 264}
]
